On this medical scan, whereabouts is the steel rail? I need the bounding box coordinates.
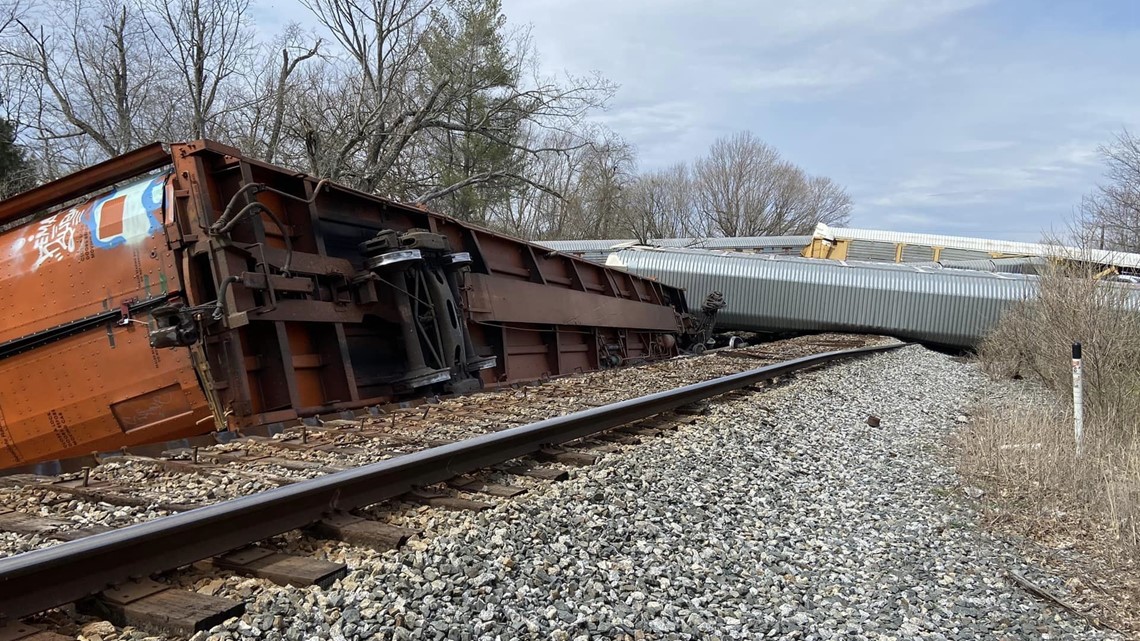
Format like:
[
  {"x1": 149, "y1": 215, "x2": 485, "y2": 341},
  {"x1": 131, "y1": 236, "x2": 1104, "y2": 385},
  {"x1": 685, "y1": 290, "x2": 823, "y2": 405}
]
[
  {"x1": 0, "y1": 142, "x2": 170, "y2": 225},
  {"x1": 0, "y1": 342, "x2": 905, "y2": 621}
]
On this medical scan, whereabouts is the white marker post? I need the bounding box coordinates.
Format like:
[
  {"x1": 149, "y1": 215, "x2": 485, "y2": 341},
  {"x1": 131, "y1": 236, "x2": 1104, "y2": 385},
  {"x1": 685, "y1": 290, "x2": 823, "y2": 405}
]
[{"x1": 1072, "y1": 342, "x2": 1084, "y2": 457}]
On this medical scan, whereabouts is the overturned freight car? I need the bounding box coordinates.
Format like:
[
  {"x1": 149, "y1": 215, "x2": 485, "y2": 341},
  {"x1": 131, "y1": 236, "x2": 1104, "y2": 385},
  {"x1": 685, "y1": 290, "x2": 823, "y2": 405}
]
[
  {"x1": 605, "y1": 246, "x2": 1047, "y2": 348},
  {"x1": 0, "y1": 140, "x2": 706, "y2": 469}
]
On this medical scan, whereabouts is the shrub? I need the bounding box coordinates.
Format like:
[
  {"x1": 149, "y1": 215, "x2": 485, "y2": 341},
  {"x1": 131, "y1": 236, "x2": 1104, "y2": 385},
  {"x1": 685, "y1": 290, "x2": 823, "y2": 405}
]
[
  {"x1": 980, "y1": 264, "x2": 1140, "y2": 431},
  {"x1": 968, "y1": 264, "x2": 1140, "y2": 552}
]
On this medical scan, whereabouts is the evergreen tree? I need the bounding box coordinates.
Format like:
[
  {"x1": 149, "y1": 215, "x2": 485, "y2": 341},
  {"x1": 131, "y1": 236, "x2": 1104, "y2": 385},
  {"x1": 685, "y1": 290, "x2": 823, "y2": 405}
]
[
  {"x1": 0, "y1": 119, "x2": 36, "y2": 199},
  {"x1": 424, "y1": 0, "x2": 524, "y2": 224}
]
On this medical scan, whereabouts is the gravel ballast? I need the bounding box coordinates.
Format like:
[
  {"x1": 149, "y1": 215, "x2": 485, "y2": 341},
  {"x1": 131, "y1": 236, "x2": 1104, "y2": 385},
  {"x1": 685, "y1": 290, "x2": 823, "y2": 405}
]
[
  {"x1": 193, "y1": 346, "x2": 1116, "y2": 639},
  {"x1": 0, "y1": 334, "x2": 883, "y2": 564}
]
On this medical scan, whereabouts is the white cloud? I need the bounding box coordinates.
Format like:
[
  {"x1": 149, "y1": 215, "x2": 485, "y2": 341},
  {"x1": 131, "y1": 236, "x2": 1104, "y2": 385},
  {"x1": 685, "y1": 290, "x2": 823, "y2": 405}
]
[
  {"x1": 880, "y1": 211, "x2": 942, "y2": 227},
  {"x1": 944, "y1": 140, "x2": 1019, "y2": 153},
  {"x1": 729, "y1": 47, "x2": 893, "y2": 96},
  {"x1": 500, "y1": 0, "x2": 989, "y2": 101},
  {"x1": 593, "y1": 101, "x2": 700, "y2": 138},
  {"x1": 864, "y1": 140, "x2": 1103, "y2": 212}
]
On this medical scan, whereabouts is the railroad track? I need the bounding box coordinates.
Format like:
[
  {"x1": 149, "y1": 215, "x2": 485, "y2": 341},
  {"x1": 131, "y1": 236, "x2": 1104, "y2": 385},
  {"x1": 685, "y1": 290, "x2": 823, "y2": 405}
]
[{"x1": 0, "y1": 334, "x2": 902, "y2": 639}]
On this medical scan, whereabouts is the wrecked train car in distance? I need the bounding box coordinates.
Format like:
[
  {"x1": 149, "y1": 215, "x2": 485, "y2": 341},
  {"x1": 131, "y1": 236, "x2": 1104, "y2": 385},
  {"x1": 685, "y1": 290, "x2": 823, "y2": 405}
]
[{"x1": 0, "y1": 140, "x2": 707, "y2": 469}]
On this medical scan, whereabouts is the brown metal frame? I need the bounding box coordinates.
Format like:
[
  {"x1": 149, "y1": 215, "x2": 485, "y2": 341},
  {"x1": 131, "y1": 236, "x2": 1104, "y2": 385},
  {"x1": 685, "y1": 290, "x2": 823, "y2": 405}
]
[
  {"x1": 0, "y1": 140, "x2": 696, "y2": 468},
  {"x1": 163, "y1": 141, "x2": 689, "y2": 428}
]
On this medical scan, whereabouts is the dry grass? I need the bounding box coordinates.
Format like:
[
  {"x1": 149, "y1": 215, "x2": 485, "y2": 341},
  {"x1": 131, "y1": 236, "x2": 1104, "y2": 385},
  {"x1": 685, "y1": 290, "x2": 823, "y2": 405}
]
[
  {"x1": 959, "y1": 404, "x2": 1140, "y2": 550},
  {"x1": 971, "y1": 264, "x2": 1140, "y2": 550},
  {"x1": 960, "y1": 264, "x2": 1140, "y2": 634},
  {"x1": 957, "y1": 404, "x2": 1140, "y2": 634}
]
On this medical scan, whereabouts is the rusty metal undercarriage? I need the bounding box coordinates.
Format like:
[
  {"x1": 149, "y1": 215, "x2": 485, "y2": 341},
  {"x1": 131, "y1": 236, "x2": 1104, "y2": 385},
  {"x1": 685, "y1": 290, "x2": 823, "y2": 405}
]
[{"x1": 0, "y1": 140, "x2": 712, "y2": 469}]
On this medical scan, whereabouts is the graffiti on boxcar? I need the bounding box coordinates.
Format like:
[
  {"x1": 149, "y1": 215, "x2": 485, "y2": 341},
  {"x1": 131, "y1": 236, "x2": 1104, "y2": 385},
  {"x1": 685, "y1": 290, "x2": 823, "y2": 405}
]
[
  {"x1": 30, "y1": 207, "x2": 88, "y2": 269},
  {"x1": 85, "y1": 173, "x2": 165, "y2": 249},
  {"x1": 7, "y1": 173, "x2": 167, "y2": 273}
]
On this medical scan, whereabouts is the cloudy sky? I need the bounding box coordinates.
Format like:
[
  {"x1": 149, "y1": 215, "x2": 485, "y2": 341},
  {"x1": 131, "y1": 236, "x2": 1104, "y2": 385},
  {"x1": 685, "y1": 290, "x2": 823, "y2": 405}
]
[{"x1": 261, "y1": 0, "x2": 1140, "y2": 241}]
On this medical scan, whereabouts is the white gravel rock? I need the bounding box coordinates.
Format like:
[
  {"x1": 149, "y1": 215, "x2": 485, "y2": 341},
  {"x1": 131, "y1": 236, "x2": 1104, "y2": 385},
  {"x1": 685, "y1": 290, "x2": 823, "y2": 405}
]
[{"x1": 206, "y1": 346, "x2": 1119, "y2": 639}]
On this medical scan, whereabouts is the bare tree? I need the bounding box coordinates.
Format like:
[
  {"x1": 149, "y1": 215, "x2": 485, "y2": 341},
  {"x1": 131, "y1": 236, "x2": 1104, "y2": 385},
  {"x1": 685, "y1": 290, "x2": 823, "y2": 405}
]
[
  {"x1": 0, "y1": 0, "x2": 628, "y2": 237},
  {"x1": 3, "y1": 0, "x2": 310, "y2": 174},
  {"x1": 223, "y1": 25, "x2": 321, "y2": 163},
  {"x1": 139, "y1": 0, "x2": 254, "y2": 139},
  {"x1": 0, "y1": 0, "x2": 29, "y2": 132},
  {"x1": 802, "y1": 175, "x2": 852, "y2": 228},
  {"x1": 502, "y1": 129, "x2": 852, "y2": 243},
  {"x1": 0, "y1": 0, "x2": 21, "y2": 34},
  {"x1": 622, "y1": 163, "x2": 695, "y2": 242},
  {"x1": 1073, "y1": 130, "x2": 1140, "y2": 251},
  {"x1": 291, "y1": 0, "x2": 430, "y2": 187},
  {"x1": 295, "y1": 0, "x2": 612, "y2": 202},
  {"x1": 557, "y1": 134, "x2": 634, "y2": 239},
  {"x1": 2, "y1": 0, "x2": 170, "y2": 169},
  {"x1": 493, "y1": 128, "x2": 586, "y2": 238},
  {"x1": 691, "y1": 131, "x2": 851, "y2": 237},
  {"x1": 693, "y1": 132, "x2": 783, "y2": 236}
]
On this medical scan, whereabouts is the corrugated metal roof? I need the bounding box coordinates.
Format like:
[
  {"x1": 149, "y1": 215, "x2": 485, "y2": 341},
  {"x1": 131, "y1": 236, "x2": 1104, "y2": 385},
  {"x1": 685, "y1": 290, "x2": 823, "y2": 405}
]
[
  {"x1": 671, "y1": 236, "x2": 811, "y2": 250},
  {"x1": 901, "y1": 244, "x2": 935, "y2": 262},
  {"x1": 814, "y1": 223, "x2": 1140, "y2": 269},
  {"x1": 907, "y1": 257, "x2": 1047, "y2": 275},
  {"x1": 535, "y1": 239, "x2": 642, "y2": 252},
  {"x1": 846, "y1": 240, "x2": 898, "y2": 262},
  {"x1": 938, "y1": 247, "x2": 992, "y2": 262},
  {"x1": 604, "y1": 246, "x2": 1056, "y2": 348}
]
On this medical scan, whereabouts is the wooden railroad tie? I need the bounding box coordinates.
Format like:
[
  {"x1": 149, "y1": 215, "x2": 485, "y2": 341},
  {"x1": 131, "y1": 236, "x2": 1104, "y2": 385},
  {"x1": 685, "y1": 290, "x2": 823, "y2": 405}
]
[
  {"x1": 447, "y1": 478, "x2": 527, "y2": 498},
  {"x1": 213, "y1": 546, "x2": 346, "y2": 589},
  {"x1": 308, "y1": 512, "x2": 418, "y2": 551},
  {"x1": 537, "y1": 448, "x2": 597, "y2": 466},
  {"x1": 404, "y1": 489, "x2": 493, "y2": 512},
  {"x1": 0, "y1": 508, "x2": 113, "y2": 542},
  {"x1": 77, "y1": 579, "x2": 243, "y2": 636},
  {"x1": 0, "y1": 621, "x2": 72, "y2": 641},
  {"x1": 595, "y1": 432, "x2": 641, "y2": 445},
  {"x1": 49, "y1": 480, "x2": 201, "y2": 513},
  {"x1": 617, "y1": 424, "x2": 666, "y2": 437},
  {"x1": 500, "y1": 465, "x2": 570, "y2": 481}
]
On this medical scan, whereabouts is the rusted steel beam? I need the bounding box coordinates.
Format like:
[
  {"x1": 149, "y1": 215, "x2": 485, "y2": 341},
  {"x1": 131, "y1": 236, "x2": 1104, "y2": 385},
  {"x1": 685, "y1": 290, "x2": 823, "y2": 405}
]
[
  {"x1": 0, "y1": 343, "x2": 904, "y2": 621},
  {"x1": 0, "y1": 143, "x2": 169, "y2": 226},
  {"x1": 466, "y1": 274, "x2": 680, "y2": 331}
]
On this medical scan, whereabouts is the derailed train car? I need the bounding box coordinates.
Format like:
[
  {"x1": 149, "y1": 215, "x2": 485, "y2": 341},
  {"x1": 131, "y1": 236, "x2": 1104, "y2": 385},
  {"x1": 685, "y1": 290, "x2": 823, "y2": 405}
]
[{"x1": 0, "y1": 140, "x2": 706, "y2": 469}]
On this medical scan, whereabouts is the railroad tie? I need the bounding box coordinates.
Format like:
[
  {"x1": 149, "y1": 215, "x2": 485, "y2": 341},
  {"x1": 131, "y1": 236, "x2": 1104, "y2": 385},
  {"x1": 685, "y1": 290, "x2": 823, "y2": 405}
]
[
  {"x1": 0, "y1": 621, "x2": 72, "y2": 641},
  {"x1": 500, "y1": 465, "x2": 570, "y2": 481},
  {"x1": 0, "y1": 508, "x2": 111, "y2": 542},
  {"x1": 404, "y1": 489, "x2": 493, "y2": 512},
  {"x1": 308, "y1": 512, "x2": 418, "y2": 551},
  {"x1": 537, "y1": 448, "x2": 597, "y2": 466},
  {"x1": 76, "y1": 579, "x2": 243, "y2": 637},
  {"x1": 594, "y1": 432, "x2": 641, "y2": 445},
  {"x1": 616, "y1": 424, "x2": 666, "y2": 437},
  {"x1": 212, "y1": 546, "x2": 346, "y2": 589},
  {"x1": 446, "y1": 478, "x2": 527, "y2": 498},
  {"x1": 48, "y1": 480, "x2": 202, "y2": 513}
]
